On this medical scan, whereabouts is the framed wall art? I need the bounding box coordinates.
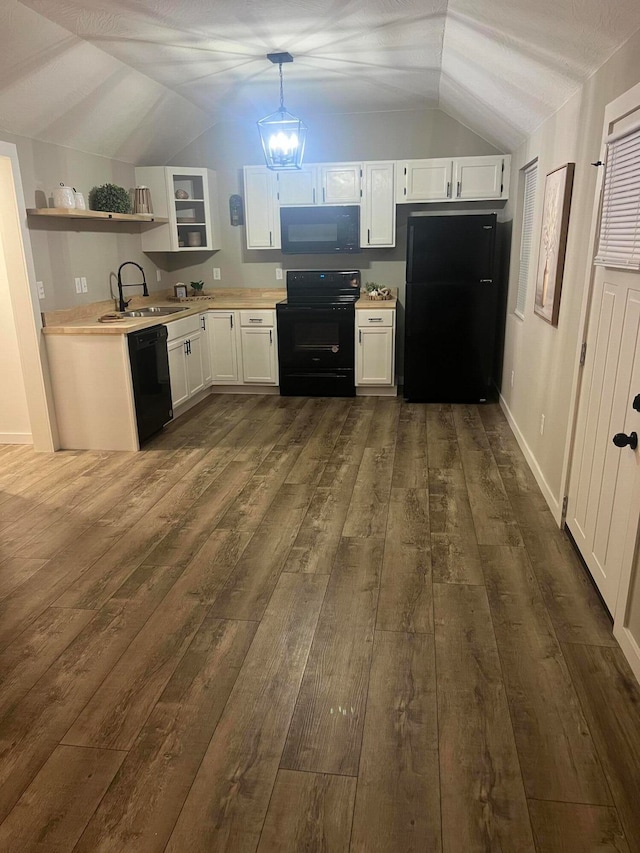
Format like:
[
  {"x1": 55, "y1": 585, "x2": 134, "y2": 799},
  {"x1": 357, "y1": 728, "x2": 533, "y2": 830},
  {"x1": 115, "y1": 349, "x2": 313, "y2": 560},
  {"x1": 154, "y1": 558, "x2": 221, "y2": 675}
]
[{"x1": 534, "y1": 162, "x2": 575, "y2": 326}]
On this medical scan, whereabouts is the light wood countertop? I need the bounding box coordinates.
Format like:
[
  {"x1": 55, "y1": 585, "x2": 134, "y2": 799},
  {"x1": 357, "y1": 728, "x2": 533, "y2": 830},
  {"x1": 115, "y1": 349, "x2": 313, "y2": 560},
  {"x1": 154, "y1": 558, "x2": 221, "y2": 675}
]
[{"x1": 42, "y1": 288, "x2": 397, "y2": 336}]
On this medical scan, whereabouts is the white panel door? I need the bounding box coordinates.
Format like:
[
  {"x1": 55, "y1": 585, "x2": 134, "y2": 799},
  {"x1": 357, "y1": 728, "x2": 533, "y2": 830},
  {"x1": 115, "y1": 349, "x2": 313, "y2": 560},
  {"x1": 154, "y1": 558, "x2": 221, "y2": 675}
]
[
  {"x1": 320, "y1": 164, "x2": 361, "y2": 204},
  {"x1": 361, "y1": 162, "x2": 396, "y2": 248},
  {"x1": 186, "y1": 331, "x2": 204, "y2": 397},
  {"x1": 277, "y1": 167, "x2": 318, "y2": 205},
  {"x1": 567, "y1": 271, "x2": 640, "y2": 613},
  {"x1": 356, "y1": 326, "x2": 394, "y2": 385},
  {"x1": 209, "y1": 311, "x2": 240, "y2": 383},
  {"x1": 399, "y1": 159, "x2": 452, "y2": 202},
  {"x1": 453, "y1": 156, "x2": 503, "y2": 200},
  {"x1": 199, "y1": 313, "x2": 212, "y2": 386},
  {"x1": 240, "y1": 327, "x2": 277, "y2": 384},
  {"x1": 243, "y1": 166, "x2": 279, "y2": 249},
  {"x1": 167, "y1": 338, "x2": 189, "y2": 408}
]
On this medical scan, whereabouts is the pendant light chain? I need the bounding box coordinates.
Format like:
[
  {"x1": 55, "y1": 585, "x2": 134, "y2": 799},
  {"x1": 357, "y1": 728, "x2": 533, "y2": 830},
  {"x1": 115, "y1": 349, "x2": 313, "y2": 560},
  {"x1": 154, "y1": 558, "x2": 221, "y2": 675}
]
[{"x1": 279, "y1": 62, "x2": 285, "y2": 112}]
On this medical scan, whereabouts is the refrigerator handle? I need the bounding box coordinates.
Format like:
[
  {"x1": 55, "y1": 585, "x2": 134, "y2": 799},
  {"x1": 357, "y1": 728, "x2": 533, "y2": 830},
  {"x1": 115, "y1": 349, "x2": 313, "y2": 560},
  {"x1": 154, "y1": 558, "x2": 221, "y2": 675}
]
[{"x1": 407, "y1": 224, "x2": 415, "y2": 282}]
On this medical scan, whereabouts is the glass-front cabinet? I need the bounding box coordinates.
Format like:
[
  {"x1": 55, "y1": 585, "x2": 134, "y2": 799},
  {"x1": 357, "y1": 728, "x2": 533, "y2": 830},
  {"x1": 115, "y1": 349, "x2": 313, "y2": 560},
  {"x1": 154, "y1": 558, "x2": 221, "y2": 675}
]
[{"x1": 135, "y1": 166, "x2": 221, "y2": 252}]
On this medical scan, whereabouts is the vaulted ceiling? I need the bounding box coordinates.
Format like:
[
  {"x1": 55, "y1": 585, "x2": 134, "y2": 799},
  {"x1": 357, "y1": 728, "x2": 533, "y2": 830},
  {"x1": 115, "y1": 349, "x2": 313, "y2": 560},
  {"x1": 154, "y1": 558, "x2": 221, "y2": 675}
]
[{"x1": 2, "y1": 0, "x2": 640, "y2": 164}]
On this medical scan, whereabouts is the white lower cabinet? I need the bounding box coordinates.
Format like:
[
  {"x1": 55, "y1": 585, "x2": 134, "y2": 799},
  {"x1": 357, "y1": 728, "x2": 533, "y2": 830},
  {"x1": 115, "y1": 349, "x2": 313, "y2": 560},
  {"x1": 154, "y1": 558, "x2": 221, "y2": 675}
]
[
  {"x1": 240, "y1": 310, "x2": 278, "y2": 384},
  {"x1": 167, "y1": 337, "x2": 190, "y2": 408},
  {"x1": 208, "y1": 310, "x2": 241, "y2": 383},
  {"x1": 356, "y1": 309, "x2": 396, "y2": 386},
  {"x1": 166, "y1": 315, "x2": 204, "y2": 408},
  {"x1": 209, "y1": 309, "x2": 278, "y2": 385}
]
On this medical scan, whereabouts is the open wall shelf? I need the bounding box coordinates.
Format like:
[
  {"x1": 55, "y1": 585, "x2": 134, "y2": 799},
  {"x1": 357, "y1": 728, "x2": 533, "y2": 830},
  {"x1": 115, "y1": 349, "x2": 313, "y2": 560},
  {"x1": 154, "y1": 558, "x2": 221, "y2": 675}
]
[{"x1": 27, "y1": 208, "x2": 168, "y2": 223}]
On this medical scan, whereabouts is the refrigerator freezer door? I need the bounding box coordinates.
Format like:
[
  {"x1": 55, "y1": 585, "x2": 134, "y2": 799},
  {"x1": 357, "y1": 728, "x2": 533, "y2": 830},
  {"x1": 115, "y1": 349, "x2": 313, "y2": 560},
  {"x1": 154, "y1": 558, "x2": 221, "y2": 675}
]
[{"x1": 406, "y1": 214, "x2": 495, "y2": 284}]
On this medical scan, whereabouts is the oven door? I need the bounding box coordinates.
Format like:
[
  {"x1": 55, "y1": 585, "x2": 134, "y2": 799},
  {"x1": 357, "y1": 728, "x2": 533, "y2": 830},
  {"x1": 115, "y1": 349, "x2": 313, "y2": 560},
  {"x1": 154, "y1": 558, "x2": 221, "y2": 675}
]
[{"x1": 276, "y1": 304, "x2": 355, "y2": 369}]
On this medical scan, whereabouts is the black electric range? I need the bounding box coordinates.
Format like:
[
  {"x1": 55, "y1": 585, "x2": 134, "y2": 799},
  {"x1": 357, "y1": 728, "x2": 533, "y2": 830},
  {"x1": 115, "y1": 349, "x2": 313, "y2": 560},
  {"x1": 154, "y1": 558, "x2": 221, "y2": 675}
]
[{"x1": 276, "y1": 270, "x2": 361, "y2": 397}]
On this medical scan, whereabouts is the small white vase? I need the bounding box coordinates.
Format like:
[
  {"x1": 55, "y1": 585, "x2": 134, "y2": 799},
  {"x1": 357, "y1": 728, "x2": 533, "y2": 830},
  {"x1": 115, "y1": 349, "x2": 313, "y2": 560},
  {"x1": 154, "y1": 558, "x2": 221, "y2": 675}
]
[
  {"x1": 73, "y1": 189, "x2": 86, "y2": 210},
  {"x1": 53, "y1": 184, "x2": 76, "y2": 209}
]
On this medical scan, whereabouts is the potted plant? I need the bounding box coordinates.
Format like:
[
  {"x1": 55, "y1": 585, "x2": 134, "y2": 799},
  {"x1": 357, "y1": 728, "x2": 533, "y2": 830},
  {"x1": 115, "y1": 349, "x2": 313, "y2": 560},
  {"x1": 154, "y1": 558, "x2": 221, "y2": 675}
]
[
  {"x1": 89, "y1": 183, "x2": 132, "y2": 214},
  {"x1": 190, "y1": 280, "x2": 205, "y2": 294}
]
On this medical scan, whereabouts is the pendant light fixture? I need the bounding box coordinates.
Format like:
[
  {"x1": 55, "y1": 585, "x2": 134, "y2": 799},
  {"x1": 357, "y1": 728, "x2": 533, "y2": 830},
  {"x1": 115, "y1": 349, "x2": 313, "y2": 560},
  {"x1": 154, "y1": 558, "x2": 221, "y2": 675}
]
[{"x1": 257, "y1": 52, "x2": 307, "y2": 170}]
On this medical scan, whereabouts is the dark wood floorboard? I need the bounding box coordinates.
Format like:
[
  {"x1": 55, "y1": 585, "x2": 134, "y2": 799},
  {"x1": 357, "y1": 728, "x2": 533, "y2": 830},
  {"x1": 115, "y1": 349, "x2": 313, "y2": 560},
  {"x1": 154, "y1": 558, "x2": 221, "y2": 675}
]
[{"x1": 0, "y1": 397, "x2": 638, "y2": 852}]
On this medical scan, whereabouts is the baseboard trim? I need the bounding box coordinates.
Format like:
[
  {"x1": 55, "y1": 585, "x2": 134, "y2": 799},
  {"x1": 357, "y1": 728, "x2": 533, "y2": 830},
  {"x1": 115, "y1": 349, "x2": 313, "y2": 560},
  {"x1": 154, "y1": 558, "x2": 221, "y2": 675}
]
[
  {"x1": 0, "y1": 432, "x2": 32, "y2": 445},
  {"x1": 356, "y1": 385, "x2": 398, "y2": 397},
  {"x1": 614, "y1": 623, "x2": 640, "y2": 686},
  {"x1": 498, "y1": 393, "x2": 562, "y2": 526}
]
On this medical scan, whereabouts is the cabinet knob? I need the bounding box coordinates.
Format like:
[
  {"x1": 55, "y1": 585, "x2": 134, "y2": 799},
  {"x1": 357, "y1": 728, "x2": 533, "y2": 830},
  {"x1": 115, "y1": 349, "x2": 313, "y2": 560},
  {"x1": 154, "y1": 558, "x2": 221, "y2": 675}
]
[{"x1": 613, "y1": 431, "x2": 638, "y2": 450}]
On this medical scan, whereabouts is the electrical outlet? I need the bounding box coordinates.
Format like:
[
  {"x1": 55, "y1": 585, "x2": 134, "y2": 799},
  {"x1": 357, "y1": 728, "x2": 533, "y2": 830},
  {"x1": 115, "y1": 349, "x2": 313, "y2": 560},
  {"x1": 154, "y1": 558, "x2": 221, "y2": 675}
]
[
  {"x1": 540, "y1": 414, "x2": 545, "y2": 435},
  {"x1": 156, "y1": 269, "x2": 162, "y2": 282},
  {"x1": 36, "y1": 280, "x2": 45, "y2": 300},
  {"x1": 510, "y1": 370, "x2": 514, "y2": 388},
  {"x1": 213, "y1": 267, "x2": 221, "y2": 280},
  {"x1": 74, "y1": 277, "x2": 82, "y2": 294},
  {"x1": 275, "y1": 268, "x2": 283, "y2": 280},
  {"x1": 81, "y1": 276, "x2": 88, "y2": 293}
]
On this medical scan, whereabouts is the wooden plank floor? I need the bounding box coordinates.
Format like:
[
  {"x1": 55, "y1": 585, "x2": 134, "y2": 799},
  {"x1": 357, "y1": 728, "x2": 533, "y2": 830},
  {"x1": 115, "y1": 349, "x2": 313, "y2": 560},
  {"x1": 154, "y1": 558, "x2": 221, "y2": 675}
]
[{"x1": 1, "y1": 395, "x2": 640, "y2": 852}]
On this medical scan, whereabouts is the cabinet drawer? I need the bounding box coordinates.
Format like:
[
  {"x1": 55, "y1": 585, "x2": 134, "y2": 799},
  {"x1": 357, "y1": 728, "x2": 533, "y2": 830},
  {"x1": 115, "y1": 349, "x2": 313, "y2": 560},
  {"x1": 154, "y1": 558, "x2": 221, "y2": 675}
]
[
  {"x1": 239, "y1": 310, "x2": 275, "y2": 327},
  {"x1": 357, "y1": 309, "x2": 394, "y2": 327},
  {"x1": 165, "y1": 314, "x2": 200, "y2": 341}
]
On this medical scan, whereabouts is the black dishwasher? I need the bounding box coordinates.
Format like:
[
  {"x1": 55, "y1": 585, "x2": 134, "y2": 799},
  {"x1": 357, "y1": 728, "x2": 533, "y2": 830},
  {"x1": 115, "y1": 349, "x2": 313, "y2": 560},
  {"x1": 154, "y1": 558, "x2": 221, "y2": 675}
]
[{"x1": 128, "y1": 325, "x2": 173, "y2": 444}]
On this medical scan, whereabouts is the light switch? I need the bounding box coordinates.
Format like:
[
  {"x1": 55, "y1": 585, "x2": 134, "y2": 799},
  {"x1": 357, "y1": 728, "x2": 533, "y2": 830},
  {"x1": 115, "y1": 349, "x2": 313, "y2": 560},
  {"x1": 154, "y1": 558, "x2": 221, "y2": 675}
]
[
  {"x1": 156, "y1": 269, "x2": 162, "y2": 282},
  {"x1": 213, "y1": 267, "x2": 221, "y2": 280},
  {"x1": 275, "y1": 268, "x2": 283, "y2": 280},
  {"x1": 81, "y1": 276, "x2": 88, "y2": 293},
  {"x1": 74, "y1": 277, "x2": 82, "y2": 293},
  {"x1": 36, "y1": 280, "x2": 45, "y2": 300}
]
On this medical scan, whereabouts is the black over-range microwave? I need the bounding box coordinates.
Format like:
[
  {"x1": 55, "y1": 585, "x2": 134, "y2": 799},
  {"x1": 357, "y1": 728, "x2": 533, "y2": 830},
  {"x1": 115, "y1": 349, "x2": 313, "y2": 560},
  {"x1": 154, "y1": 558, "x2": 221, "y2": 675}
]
[{"x1": 280, "y1": 205, "x2": 361, "y2": 254}]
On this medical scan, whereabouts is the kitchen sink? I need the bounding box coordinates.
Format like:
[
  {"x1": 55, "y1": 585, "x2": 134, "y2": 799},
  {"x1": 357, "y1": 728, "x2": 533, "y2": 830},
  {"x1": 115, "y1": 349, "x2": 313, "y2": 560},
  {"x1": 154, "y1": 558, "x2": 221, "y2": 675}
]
[{"x1": 121, "y1": 306, "x2": 190, "y2": 317}]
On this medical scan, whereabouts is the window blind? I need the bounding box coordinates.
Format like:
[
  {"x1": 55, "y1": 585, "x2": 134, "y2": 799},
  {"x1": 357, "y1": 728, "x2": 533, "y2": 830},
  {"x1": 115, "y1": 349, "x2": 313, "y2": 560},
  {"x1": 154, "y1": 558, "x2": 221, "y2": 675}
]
[
  {"x1": 515, "y1": 162, "x2": 537, "y2": 318},
  {"x1": 595, "y1": 126, "x2": 640, "y2": 269}
]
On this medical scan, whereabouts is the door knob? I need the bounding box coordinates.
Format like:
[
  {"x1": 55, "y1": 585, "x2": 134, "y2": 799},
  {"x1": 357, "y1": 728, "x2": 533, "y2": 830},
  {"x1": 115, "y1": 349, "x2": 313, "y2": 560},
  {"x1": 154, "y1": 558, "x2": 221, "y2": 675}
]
[
  {"x1": 612, "y1": 431, "x2": 638, "y2": 450},
  {"x1": 633, "y1": 394, "x2": 640, "y2": 412}
]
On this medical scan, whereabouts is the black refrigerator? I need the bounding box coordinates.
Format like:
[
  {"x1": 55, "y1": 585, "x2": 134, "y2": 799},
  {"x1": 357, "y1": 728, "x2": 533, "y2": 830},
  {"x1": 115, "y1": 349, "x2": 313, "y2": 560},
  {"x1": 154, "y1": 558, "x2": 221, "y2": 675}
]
[{"x1": 404, "y1": 213, "x2": 500, "y2": 403}]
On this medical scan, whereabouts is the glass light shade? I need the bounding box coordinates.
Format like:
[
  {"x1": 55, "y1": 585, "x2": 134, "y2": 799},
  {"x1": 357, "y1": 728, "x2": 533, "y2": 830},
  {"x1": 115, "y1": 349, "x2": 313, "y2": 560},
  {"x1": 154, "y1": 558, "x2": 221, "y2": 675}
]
[{"x1": 257, "y1": 108, "x2": 308, "y2": 170}]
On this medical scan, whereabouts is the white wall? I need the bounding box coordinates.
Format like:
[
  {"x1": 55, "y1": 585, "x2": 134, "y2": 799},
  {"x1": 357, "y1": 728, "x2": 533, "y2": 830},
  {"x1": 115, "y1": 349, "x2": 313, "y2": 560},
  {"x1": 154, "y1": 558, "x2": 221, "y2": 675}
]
[
  {"x1": 501, "y1": 28, "x2": 640, "y2": 518},
  {"x1": 0, "y1": 128, "x2": 165, "y2": 311}
]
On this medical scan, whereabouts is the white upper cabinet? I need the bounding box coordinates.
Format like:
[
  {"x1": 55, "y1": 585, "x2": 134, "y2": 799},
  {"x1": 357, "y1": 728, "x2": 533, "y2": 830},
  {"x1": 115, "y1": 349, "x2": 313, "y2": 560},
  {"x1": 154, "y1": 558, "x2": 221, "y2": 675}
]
[
  {"x1": 398, "y1": 158, "x2": 452, "y2": 202},
  {"x1": 452, "y1": 156, "x2": 507, "y2": 200},
  {"x1": 361, "y1": 161, "x2": 396, "y2": 248},
  {"x1": 276, "y1": 163, "x2": 362, "y2": 206},
  {"x1": 243, "y1": 166, "x2": 281, "y2": 250},
  {"x1": 320, "y1": 163, "x2": 362, "y2": 204},
  {"x1": 135, "y1": 166, "x2": 221, "y2": 252},
  {"x1": 277, "y1": 167, "x2": 318, "y2": 205},
  {"x1": 397, "y1": 155, "x2": 511, "y2": 203}
]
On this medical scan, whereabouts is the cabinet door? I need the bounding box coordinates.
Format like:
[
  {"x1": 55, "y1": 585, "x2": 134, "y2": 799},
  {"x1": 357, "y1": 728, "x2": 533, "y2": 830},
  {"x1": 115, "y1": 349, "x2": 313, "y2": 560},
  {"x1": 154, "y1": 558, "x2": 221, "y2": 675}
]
[
  {"x1": 243, "y1": 166, "x2": 280, "y2": 249},
  {"x1": 453, "y1": 156, "x2": 505, "y2": 200},
  {"x1": 320, "y1": 164, "x2": 361, "y2": 204},
  {"x1": 356, "y1": 326, "x2": 394, "y2": 385},
  {"x1": 398, "y1": 159, "x2": 453, "y2": 202},
  {"x1": 277, "y1": 167, "x2": 318, "y2": 205},
  {"x1": 209, "y1": 312, "x2": 240, "y2": 383},
  {"x1": 199, "y1": 314, "x2": 212, "y2": 386},
  {"x1": 361, "y1": 162, "x2": 395, "y2": 247},
  {"x1": 167, "y1": 338, "x2": 189, "y2": 407},
  {"x1": 240, "y1": 327, "x2": 278, "y2": 384},
  {"x1": 186, "y1": 332, "x2": 205, "y2": 396}
]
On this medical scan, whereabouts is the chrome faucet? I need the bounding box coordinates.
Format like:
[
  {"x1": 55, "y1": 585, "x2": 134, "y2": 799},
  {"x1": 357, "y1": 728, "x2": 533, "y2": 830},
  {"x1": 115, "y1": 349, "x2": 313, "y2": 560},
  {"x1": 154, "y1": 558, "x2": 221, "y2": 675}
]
[{"x1": 117, "y1": 261, "x2": 149, "y2": 312}]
